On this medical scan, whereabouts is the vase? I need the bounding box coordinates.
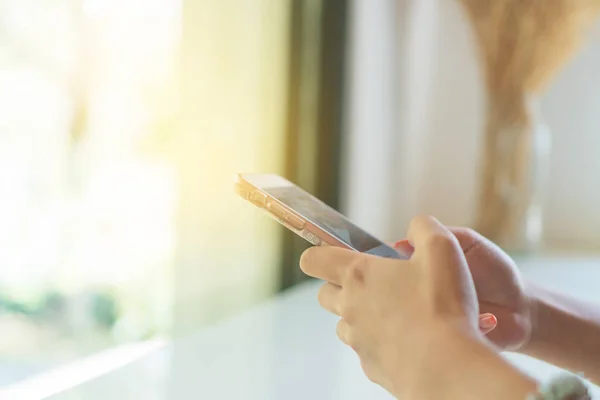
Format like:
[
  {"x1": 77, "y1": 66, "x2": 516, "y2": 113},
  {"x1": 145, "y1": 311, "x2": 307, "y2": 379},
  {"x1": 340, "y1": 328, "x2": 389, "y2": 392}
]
[{"x1": 476, "y1": 95, "x2": 552, "y2": 253}]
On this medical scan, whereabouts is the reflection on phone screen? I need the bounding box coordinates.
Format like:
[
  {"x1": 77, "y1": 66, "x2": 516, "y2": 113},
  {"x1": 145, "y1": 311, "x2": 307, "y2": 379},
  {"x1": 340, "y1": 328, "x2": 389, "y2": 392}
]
[{"x1": 264, "y1": 185, "x2": 395, "y2": 257}]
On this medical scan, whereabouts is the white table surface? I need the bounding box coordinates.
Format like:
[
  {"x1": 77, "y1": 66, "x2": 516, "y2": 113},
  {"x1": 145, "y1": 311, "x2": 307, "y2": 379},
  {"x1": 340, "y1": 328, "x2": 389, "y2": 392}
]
[{"x1": 3, "y1": 256, "x2": 600, "y2": 400}]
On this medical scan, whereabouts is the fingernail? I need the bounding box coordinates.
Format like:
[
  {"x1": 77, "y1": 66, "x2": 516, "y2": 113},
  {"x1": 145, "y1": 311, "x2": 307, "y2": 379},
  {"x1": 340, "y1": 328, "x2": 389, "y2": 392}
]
[
  {"x1": 479, "y1": 314, "x2": 497, "y2": 329},
  {"x1": 393, "y1": 240, "x2": 407, "y2": 248},
  {"x1": 393, "y1": 239, "x2": 414, "y2": 249},
  {"x1": 394, "y1": 240, "x2": 414, "y2": 257}
]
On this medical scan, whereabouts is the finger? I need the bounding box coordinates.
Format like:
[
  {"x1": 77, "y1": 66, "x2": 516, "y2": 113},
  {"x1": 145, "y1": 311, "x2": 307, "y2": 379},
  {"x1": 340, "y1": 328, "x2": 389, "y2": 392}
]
[
  {"x1": 406, "y1": 216, "x2": 473, "y2": 299},
  {"x1": 336, "y1": 319, "x2": 350, "y2": 345},
  {"x1": 478, "y1": 313, "x2": 498, "y2": 335},
  {"x1": 479, "y1": 303, "x2": 529, "y2": 350},
  {"x1": 300, "y1": 246, "x2": 360, "y2": 285},
  {"x1": 407, "y1": 215, "x2": 461, "y2": 262},
  {"x1": 393, "y1": 239, "x2": 414, "y2": 258},
  {"x1": 318, "y1": 282, "x2": 342, "y2": 316},
  {"x1": 447, "y1": 227, "x2": 483, "y2": 254}
]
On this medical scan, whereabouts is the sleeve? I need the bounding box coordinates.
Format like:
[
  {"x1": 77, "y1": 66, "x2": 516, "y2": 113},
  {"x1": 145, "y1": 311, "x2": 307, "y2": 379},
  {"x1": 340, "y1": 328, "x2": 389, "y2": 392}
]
[{"x1": 527, "y1": 374, "x2": 592, "y2": 400}]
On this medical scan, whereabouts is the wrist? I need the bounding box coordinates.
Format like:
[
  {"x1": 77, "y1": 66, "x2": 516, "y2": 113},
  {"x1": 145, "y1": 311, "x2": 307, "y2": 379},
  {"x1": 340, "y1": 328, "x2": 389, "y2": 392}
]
[
  {"x1": 519, "y1": 283, "x2": 555, "y2": 356},
  {"x1": 518, "y1": 282, "x2": 543, "y2": 353},
  {"x1": 388, "y1": 323, "x2": 538, "y2": 400}
]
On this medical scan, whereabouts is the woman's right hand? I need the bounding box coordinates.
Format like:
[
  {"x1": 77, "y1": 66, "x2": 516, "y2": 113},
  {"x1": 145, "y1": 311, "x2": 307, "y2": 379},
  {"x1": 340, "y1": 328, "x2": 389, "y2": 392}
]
[{"x1": 395, "y1": 227, "x2": 533, "y2": 351}]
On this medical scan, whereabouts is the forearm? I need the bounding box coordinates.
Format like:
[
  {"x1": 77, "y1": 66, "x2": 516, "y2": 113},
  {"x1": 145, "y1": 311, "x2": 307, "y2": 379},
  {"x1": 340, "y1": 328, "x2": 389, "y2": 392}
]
[
  {"x1": 390, "y1": 327, "x2": 538, "y2": 400},
  {"x1": 522, "y1": 285, "x2": 600, "y2": 381}
]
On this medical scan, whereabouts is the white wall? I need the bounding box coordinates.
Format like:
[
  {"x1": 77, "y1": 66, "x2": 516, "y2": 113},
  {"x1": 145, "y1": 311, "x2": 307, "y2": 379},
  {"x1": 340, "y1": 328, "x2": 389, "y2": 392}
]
[
  {"x1": 344, "y1": 0, "x2": 600, "y2": 250},
  {"x1": 395, "y1": 0, "x2": 485, "y2": 231},
  {"x1": 541, "y1": 29, "x2": 600, "y2": 250}
]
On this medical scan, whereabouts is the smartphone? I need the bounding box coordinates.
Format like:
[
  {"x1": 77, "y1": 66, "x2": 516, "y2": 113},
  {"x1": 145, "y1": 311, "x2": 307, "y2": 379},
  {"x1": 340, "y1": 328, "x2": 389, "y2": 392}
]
[{"x1": 235, "y1": 173, "x2": 404, "y2": 259}]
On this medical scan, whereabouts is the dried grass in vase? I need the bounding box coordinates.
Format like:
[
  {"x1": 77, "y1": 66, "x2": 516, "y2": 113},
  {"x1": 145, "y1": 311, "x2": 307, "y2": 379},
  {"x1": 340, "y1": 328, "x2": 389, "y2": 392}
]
[{"x1": 459, "y1": 0, "x2": 600, "y2": 250}]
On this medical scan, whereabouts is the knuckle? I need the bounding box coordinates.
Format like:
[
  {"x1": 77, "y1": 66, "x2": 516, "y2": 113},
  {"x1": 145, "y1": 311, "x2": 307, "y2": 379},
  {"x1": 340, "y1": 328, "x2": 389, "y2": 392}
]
[
  {"x1": 317, "y1": 285, "x2": 327, "y2": 307},
  {"x1": 340, "y1": 303, "x2": 355, "y2": 323},
  {"x1": 336, "y1": 320, "x2": 348, "y2": 343},
  {"x1": 343, "y1": 256, "x2": 368, "y2": 284},
  {"x1": 360, "y1": 361, "x2": 379, "y2": 384},
  {"x1": 461, "y1": 227, "x2": 477, "y2": 239},
  {"x1": 317, "y1": 284, "x2": 335, "y2": 307},
  {"x1": 456, "y1": 227, "x2": 479, "y2": 243},
  {"x1": 338, "y1": 291, "x2": 352, "y2": 318}
]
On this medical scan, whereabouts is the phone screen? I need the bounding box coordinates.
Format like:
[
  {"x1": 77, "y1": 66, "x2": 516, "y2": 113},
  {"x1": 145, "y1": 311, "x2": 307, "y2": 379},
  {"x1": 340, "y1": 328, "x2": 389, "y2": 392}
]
[{"x1": 264, "y1": 185, "x2": 401, "y2": 258}]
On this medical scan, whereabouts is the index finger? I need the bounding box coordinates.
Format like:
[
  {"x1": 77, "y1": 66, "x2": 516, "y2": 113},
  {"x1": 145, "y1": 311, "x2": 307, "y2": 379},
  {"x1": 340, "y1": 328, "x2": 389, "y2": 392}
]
[{"x1": 300, "y1": 246, "x2": 359, "y2": 285}]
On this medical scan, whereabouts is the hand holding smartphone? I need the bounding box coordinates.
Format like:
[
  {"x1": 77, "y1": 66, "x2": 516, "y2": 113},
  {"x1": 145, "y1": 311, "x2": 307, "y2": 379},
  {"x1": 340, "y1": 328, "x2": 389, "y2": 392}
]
[
  {"x1": 235, "y1": 174, "x2": 404, "y2": 259},
  {"x1": 235, "y1": 174, "x2": 498, "y2": 336}
]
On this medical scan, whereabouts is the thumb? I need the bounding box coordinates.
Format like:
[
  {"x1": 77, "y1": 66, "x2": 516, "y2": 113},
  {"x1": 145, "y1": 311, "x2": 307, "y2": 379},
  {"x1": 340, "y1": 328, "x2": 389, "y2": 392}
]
[
  {"x1": 395, "y1": 227, "x2": 485, "y2": 256},
  {"x1": 406, "y1": 216, "x2": 468, "y2": 281}
]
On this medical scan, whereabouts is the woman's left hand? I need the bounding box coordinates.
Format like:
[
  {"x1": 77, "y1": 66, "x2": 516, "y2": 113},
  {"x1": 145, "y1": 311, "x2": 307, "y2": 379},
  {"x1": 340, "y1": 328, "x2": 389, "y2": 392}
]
[{"x1": 300, "y1": 215, "x2": 484, "y2": 396}]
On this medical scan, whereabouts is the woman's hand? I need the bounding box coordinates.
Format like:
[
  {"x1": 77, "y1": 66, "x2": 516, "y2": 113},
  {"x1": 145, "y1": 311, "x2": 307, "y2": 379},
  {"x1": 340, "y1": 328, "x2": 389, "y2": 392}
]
[
  {"x1": 300, "y1": 216, "x2": 482, "y2": 396},
  {"x1": 395, "y1": 227, "x2": 532, "y2": 351},
  {"x1": 300, "y1": 215, "x2": 539, "y2": 399}
]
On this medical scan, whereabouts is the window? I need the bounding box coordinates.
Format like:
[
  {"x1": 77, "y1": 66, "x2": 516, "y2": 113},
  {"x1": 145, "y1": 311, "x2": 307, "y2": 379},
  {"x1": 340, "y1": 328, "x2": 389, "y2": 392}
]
[{"x1": 0, "y1": 0, "x2": 179, "y2": 384}]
